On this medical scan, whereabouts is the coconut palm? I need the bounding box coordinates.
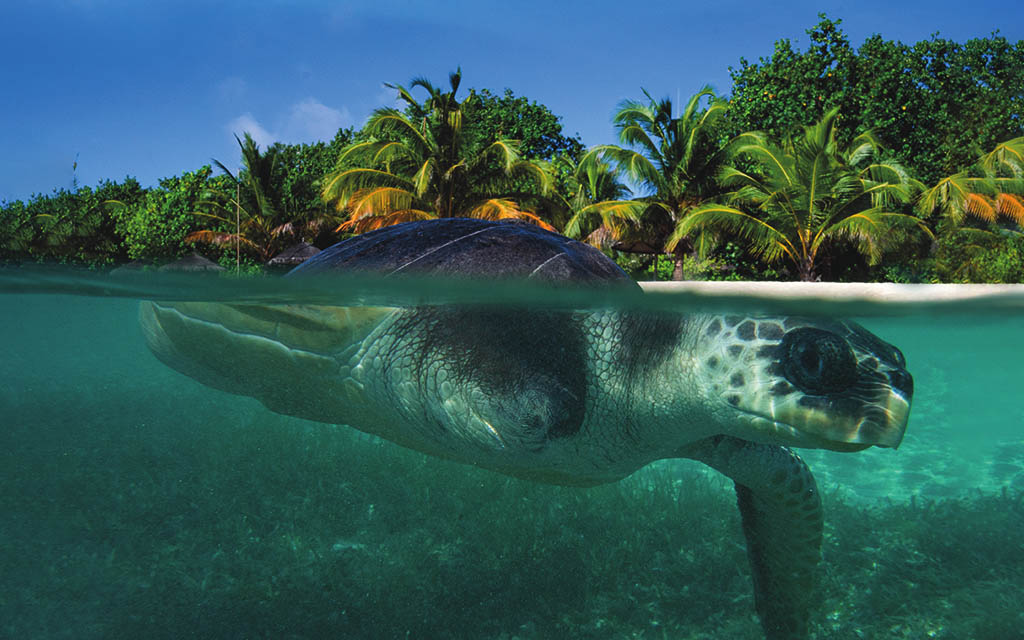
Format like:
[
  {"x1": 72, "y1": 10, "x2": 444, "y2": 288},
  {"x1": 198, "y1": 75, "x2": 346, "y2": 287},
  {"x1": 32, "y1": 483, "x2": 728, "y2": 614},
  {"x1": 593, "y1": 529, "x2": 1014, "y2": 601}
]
[
  {"x1": 557, "y1": 152, "x2": 638, "y2": 248},
  {"x1": 674, "y1": 108, "x2": 929, "y2": 281},
  {"x1": 583, "y1": 86, "x2": 748, "y2": 279},
  {"x1": 321, "y1": 70, "x2": 554, "y2": 233},
  {"x1": 187, "y1": 133, "x2": 300, "y2": 263},
  {"x1": 917, "y1": 137, "x2": 1024, "y2": 229}
]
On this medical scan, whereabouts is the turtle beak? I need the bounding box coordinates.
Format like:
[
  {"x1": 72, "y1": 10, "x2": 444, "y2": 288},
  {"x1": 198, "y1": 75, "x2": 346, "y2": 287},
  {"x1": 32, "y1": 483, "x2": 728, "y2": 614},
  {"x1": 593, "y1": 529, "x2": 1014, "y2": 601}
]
[
  {"x1": 830, "y1": 387, "x2": 912, "y2": 451},
  {"x1": 735, "y1": 369, "x2": 913, "y2": 453},
  {"x1": 801, "y1": 374, "x2": 913, "y2": 452}
]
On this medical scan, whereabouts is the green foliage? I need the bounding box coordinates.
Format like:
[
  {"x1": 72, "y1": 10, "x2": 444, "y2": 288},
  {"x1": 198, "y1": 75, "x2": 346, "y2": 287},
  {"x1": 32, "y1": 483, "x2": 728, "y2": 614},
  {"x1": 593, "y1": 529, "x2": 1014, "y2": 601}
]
[
  {"x1": 110, "y1": 167, "x2": 221, "y2": 261},
  {"x1": 0, "y1": 199, "x2": 32, "y2": 260},
  {"x1": 556, "y1": 153, "x2": 635, "y2": 244},
  {"x1": 191, "y1": 133, "x2": 343, "y2": 262},
  {"x1": 0, "y1": 178, "x2": 143, "y2": 265},
  {"x1": 323, "y1": 70, "x2": 554, "y2": 233},
  {"x1": 930, "y1": 228, "x2": 1024, "y2": 283},
  {"x1": 727, "y1": 15, "x2": 1024, "y2": 185},
  {"x1": 679, "y1": 109, "x2": 928, "y2": 281},
  {"x1": 272, "y1": 128, "x2": 354, "y2": 242},
  {"x1": 6, "y1": 25, "x2": 1024, "y2": 282},
  {"x1": 728, "y1": 17, "x2": 855, "y2": 143},
  {"x1": 463, "y1": 88, "x2": 584, "y2": 161},
  {"x1": 917, "y1": 137, "x2": 1024, "y2": 229},
  {"x1": 584, "y1": 87, "x2": 743, "y2": 279}
]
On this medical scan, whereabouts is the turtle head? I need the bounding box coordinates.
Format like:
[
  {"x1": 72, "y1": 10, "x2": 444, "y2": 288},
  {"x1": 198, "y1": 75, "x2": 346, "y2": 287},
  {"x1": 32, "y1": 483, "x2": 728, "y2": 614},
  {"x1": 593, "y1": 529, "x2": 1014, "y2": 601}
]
[{"x1": 694, "y1": 315, "x2": 913, "y2": 451}]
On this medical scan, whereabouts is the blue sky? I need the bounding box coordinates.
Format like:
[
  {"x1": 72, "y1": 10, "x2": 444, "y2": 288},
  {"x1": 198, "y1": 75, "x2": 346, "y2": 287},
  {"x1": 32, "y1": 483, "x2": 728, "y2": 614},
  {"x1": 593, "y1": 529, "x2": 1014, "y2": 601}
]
[{"x1": 2, "y1": 0, "x2": 1021, "y2": 202}]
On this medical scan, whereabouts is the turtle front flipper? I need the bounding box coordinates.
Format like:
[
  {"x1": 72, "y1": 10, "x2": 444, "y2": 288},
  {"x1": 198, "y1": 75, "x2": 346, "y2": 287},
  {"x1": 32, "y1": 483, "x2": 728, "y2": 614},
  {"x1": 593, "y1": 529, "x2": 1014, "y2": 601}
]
[
  {"x1": 139, "y1": 301, "x2": 395, "y2": 424},
  {"x1": 683, "y1": 436, "x2": 823, "y2": 640}
]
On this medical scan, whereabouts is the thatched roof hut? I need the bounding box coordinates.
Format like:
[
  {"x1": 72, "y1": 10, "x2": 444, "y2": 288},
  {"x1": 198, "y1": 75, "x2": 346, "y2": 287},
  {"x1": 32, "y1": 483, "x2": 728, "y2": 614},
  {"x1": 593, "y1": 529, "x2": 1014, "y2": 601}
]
[
  {"x1": 267, "y1": 242, "x2": 321, "y2": 267},
  {"x1": 159, "y1": 252, "x2": 225, "y2": 272}
]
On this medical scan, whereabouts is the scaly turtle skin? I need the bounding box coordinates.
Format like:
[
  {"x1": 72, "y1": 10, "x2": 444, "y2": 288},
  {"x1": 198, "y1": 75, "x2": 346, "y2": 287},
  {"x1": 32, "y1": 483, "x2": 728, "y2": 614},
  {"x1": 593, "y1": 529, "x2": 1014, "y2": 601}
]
[{"x1": 140, "y1": 219, "x2": 913, "y2": 640}]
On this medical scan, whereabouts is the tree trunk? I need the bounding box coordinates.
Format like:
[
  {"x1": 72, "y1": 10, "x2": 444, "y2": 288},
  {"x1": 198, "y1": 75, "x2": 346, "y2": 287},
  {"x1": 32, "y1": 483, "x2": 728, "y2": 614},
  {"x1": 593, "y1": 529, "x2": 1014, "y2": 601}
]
[
  {"x1": 797, "y1": 257, "x2": 817, "y2": 282},
  {"x1": 671, "y1": 252, "x2": 685, "y2": 281}
]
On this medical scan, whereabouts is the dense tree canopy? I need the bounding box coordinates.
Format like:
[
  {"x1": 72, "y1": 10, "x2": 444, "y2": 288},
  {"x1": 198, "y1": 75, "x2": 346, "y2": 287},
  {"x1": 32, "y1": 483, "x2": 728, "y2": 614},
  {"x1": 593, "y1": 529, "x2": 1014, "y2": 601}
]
[
  {"x1": 110, "y1": 168, "x2": 222, "y2": 261},
  {"x1": 463, "y1": 88, "x2": 584, "y2": 161},
  {"x1": 1, "y1": 178, "x2": 143, "y2": 265},
  {"x1": 727, "y1": 16, "x2": 1024, "y2": 184}
]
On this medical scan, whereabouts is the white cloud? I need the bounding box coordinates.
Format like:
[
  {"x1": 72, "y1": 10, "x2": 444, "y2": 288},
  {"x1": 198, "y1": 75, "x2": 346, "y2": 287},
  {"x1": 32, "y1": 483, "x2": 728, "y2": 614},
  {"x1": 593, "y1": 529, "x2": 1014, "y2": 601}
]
[
  {"x1": 283, "y1": 98, "x2": 352, "y2": 142},
  {"x1": 225, "y1": 98, "x2": 351, "y2": 150},
  {"x1": 226, "y1": 113, "x2": 275, "y2": 149}
]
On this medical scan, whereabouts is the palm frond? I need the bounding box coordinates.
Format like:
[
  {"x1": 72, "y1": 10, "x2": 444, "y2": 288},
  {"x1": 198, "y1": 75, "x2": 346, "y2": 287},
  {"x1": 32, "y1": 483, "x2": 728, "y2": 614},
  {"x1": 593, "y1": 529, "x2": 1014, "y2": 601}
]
[
  {"x1": 595, "y1": 145, "x2": 663, "y2": 191},
  {"x1": 996, "y1": 193, "x2": 1024, "y2": 225},
  {"x1": 978, "y1": 137, "x2": 1024, "y2": 175},
  {"x1": 365, "y1": 109, "x2": 432, "y2": 155},
  {"x1": 964, "y1": 192, "x2": 997, "y2": 222},
  {"x1": 339, "y1": 209, "x2": 434, "y2": 234},
  {"x1": 465, "y1": 199, "x2": 556, "y2": 231},
  {"x1": 321, "y1": 167, "x2": 414, "y2": 209},
  {"x1": 816, "y1": 209, "x2": 931, "y2": 264},
  {"x1": 345, "y1": 186, "x2": 421, "y2": 219},
  {"x1": 412, "y1": 158, "x2": 437, "y2": 197},
  {"x1": 563, "y1": 199, "x2": 644, "y2": 240},
  {"x1": 736, "y1": 142, "x2": 794, "y2": 186},
  {"x1": 670, "y1": 204, "x2": 795, "y2": 264},
  {"x1": 185, "y1": 230, "x2": 258, "y2": 250},
  {"x1": 383, "y1": 82, "x2": 421, "y2": 109},
  {"x1": 476, "y1": 139, "x2": 520, "y2": 173}
]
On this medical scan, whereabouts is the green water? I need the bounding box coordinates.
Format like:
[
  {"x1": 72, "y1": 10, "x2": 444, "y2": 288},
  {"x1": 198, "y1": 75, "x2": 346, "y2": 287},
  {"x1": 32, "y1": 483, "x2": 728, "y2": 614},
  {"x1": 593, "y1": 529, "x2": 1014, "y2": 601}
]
[{"x1": 1, "y1": 274, "x2": 1022, "y2": 639}]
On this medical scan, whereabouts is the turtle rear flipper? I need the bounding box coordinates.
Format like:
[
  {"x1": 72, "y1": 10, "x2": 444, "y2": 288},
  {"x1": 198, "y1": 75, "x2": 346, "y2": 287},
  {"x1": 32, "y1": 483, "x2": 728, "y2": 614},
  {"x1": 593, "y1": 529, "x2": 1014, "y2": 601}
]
[{"x1": 684, "y1": 436, "x2": 822, "y2": 640}]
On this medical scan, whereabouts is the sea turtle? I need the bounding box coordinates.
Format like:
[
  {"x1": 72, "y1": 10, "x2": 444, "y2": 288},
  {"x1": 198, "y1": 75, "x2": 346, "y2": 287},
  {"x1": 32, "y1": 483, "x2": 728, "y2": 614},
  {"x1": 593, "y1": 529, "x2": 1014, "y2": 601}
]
[{"x1": 139, "y1": 218, "x2": 913, "y2": 640}]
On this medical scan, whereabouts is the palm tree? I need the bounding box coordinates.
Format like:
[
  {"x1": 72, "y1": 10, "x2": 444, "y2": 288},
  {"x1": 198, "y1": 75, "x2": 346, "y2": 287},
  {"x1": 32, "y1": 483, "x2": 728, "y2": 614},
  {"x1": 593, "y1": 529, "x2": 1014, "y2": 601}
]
[
  {"x1": 583, "y1": 86, "x2": 747, "y2": 279},
  {"x1": 321, "y1": 70, "x2": 553, "y2": 233},
  {"x1": 917, "y1": 137, "x2": 1024, "y2": 229},
  {"x1": 187, "y1": 133, "x2": 299, "y2": 263},
  {"x1": 557, "y1": 152, "x2": 638, "y2": 248},
  {"x1": 674, "y1": 109, "x2": 929, "y2": 281}
]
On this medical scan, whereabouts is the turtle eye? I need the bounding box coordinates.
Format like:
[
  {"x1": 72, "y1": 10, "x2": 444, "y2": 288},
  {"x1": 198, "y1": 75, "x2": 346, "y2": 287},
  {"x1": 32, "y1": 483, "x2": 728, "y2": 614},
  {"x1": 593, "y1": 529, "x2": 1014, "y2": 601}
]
[{"x1": 780, "y1": 328, "x2": 858, "y2": 394}]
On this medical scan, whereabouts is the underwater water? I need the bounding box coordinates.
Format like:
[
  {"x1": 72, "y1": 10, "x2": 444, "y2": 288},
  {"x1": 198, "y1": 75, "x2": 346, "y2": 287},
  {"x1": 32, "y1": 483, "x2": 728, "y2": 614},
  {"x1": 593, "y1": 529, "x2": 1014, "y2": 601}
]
[{"x1": 1, "y1": 271, "x2": 1023, "y2": 640}]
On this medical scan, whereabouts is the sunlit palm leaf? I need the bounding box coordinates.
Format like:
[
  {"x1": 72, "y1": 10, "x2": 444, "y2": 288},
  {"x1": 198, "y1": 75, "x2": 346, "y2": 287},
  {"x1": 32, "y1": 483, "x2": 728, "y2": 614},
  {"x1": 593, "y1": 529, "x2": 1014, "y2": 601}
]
[
  {"x1": 346, "y1": 187, "x2": 420, "y2": 219},
  {"x1": 322, "y1": 168, "x2": 414, "y2": 210},
  {"x1": 673, "y1": 204, "x2": 795, "y2": 263},
  {"x1": 964, "y1": 192, "x2": 997, "y2": 222},
  {"x1": 563, "y1": 200, "x2": 643, "y2": 241},
  {"x1": 465, "y1": 199, "x2": 556, "y2": 231},
  {"x1": 340, "y1": 209, "x2": 434, "y2": 234},
  {"x1": 978, "y1": 137, "x2": 1024, "y2": 176},
  {"x1": 996, "y1": 193, "x2": 1024, "y2": 225}
]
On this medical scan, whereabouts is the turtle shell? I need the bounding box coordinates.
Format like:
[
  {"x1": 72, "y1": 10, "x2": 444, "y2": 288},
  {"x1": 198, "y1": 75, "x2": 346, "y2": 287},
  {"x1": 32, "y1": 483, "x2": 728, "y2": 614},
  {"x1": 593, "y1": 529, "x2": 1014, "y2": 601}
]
[
  {"x1": 282, "y1": 218, "x2": 638, "y2": 444},
  {"x1": 287, "y1": 218, "x2": 635, "y2": 285}
]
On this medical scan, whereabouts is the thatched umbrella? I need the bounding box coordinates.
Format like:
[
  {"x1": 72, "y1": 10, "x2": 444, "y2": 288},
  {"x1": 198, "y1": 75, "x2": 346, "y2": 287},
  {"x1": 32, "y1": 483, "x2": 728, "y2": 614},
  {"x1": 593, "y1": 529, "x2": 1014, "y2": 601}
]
[
  {"x1": 109, "y1": 260, "x2": 147, "y2": 275},
  {"x1": 159, "y1": 252, "x2": 225, "y2": 272},
  {"x1": 267, "y1": 242, "x2": 321, "y2": 267}
]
